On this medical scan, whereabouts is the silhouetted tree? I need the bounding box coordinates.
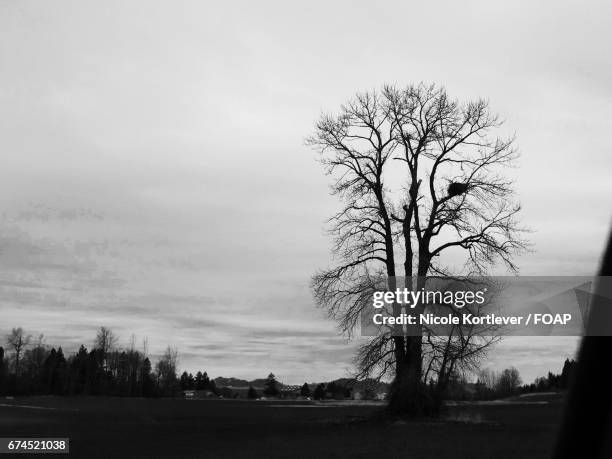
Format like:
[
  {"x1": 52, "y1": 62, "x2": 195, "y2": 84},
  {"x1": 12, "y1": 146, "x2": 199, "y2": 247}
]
[
  {"x1": 497, "y1": 367, "x2": 522, "y2": 395},
  {"x1": 155, "y1": 346, "x2": 178, "y2": 396},
  {"x1": 67, "y1": 345, "x2": 89, "y2": 394},
  {"x1": 300, "y1": 382, "x2": 311, "y2": 398},
  {"x1": 307, "y1": 83, "x2": 527, "y2": 414},
  {"x1": 561, "y1": 359, "x2": 576, "y2": 389},
  {"x1": 6, "y1": 327, "x2": 31, "y2": 376},
  {"x1": 247, "y1": 385, "x2": 258, "y2": 399},
  {"x1": 547, "y1": 371, "x2": 561, "y2": 389},
  {"x1": 0, "y1": 327, "x2": 185, "y2": 398},
  {"x1": 201, "y1": 371, "x2": 212, "y2": 390},
  {"x1": 194, "y1": 371, "x2": 204, "y2": 390},
  {"x1": 95, "y1": 326, "x2": 117, "y2": 371},
  {"x1": 179, "y1": 371, "x2": 195, "y2": 391},
  {"x1": 140, "y1": 357, "x2": 155, "y2": 396},
  {"x1": 42, "y1": 347, "x2": 67, "y2": 395},
  {"x1": 313, "y1": 383, "x2": 325, "y2": 400},
  {"x1": 263, "y1": 373, "x2": 279, "y2": 396},
  {"x1": 22, "y1": 335, "x2": 49, "y2": 392}
]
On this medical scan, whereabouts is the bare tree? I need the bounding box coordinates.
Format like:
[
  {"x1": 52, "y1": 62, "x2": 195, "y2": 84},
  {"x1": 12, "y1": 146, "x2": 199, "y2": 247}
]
[
  {"x1": 129, "y1": 333, "x2": 137, "y2": 352},
  {"x1": 497, "y1": 366, "x2": 522, "y2": 394},
  {"x1": 6, "y1": 327, "x2": 31, "y2": 376},
  {"x1": 477, "y1": 367, "x2": 498, "y2": 390},
  {"x1": 142, "y1": 337, "x2": 149, "y2": 358},
  {"x1": 155, "y1": 346, "x2": 178, "y2": 396},
  {"x1": 422, "y1": 318, "x2": 501, "y2": 399},
  {"x1": 23, "y1": 334, "x2": 47, "y2": 378},
  {"x1": 307, "y1": 83, "x2": 527, "y2": 414},
  {"x1": 95, "y1": 326, "x2": 117, "y2": 370}
]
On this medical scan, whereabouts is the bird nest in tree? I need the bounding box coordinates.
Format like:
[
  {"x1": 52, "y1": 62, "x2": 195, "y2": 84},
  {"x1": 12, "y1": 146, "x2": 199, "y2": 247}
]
[{"x1": 447, "y1": 182, "x2": 468, "y2": 197}]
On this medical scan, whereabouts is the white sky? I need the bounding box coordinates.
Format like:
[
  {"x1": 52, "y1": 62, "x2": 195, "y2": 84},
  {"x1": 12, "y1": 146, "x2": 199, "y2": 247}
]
[{"x1": 1, "y1": 0, "x2": 610, "y2": 384}]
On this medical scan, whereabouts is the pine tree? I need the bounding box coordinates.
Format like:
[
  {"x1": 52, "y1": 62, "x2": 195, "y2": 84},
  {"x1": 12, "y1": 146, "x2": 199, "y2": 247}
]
[
  {"x1": 194, "y1": 371, "x2": 204, "y2": 390},
  {"x1": 263, "y1": 373, "x2": 279, "y2": 396},
  {"x1": 180, "y1": 371, "x2": 190, "y2": 391}
]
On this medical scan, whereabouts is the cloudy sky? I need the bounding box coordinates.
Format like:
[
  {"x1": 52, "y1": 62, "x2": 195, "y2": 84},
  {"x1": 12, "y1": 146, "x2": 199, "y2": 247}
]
[{"x1": 1, "y1": 0, "x2": 610, "y2": 384}]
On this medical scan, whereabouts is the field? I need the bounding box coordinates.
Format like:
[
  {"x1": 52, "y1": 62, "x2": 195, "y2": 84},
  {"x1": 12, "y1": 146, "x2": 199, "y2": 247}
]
[{"x1": 0, "y1": 395, "x2": 564, "y2": 458}]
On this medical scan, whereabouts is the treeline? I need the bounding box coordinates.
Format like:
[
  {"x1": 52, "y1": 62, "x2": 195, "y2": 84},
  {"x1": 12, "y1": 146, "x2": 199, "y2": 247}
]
[
  {"x1": 178, "y1": 371, "x2": 218, "y2": 393},
  {"x1": 0, "y1": 326, "x2": 184, "y2": 397},
  {"x1": 469, "y1": 358, "x2": 577, "y2": 401},
  {"x1": 179, "y1": 373, "x2": 285, "y2": 399},
  {"x1": 521, "y1": 358, "x2": 577, "y2": 393},
  {"x1": 472, "y1": 366, "x2": 524, "y2": 400}
]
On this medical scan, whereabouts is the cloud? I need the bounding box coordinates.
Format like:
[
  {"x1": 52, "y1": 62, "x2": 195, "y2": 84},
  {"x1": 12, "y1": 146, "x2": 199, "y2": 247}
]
[{"x1": 0, "y1": 0, "x2": 609, "y2": 383}]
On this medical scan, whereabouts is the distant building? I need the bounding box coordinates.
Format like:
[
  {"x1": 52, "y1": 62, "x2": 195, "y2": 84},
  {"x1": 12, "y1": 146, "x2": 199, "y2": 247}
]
[{"x1": 181, "y1": 390, "x2": 217, "y2": 399}]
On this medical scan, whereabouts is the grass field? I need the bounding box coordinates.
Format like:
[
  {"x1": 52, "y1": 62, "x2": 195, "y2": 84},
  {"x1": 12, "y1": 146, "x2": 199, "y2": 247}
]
[{"x1": 0, "y1": 395, "x2": 564, "y2": 458}]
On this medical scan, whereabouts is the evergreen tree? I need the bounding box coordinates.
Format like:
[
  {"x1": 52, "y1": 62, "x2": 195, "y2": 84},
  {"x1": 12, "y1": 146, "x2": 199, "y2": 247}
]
[
  {"x1": 194, "y1": 371, "x2": 204, "y2": 390},
  {"x1": 68, "y1": 345, "x2": 89, "y2": 394},
  {"x1": 247, "y1": 385, "x2": 258, "y2": 399},
  {"x1": 263, "y1": 373, "x2": 279, "y2": 396},
  {"x1": 561, "y1": 358, "x2": 576, "y2": 389},
  {"x1": 179, "y1": 371, "x2": 195, "y2": 390},
  {"x1": 180, "y1": 371, "x2": 190, "y2": 390},
  {"x1": 202, "y1": 372, "x2": 211, "y2": 390},
  {"x1": 140, "y1": 357, "x2": 155, "y2": 397}
]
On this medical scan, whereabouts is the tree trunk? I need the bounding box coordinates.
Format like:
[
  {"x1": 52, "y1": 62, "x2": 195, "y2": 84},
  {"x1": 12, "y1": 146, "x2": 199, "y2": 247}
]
[
  {"x1": 388, "y1": 343, "x2": 434, "y2": 415},
  {"x1": 387, "y1": 255, "x2": 439, "y2": 416}
]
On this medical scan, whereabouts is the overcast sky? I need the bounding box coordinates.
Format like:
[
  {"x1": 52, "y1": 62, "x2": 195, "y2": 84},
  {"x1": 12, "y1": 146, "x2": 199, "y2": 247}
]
[{"x1": 1, "y1": 0, "x2": 610, "y2": 384}]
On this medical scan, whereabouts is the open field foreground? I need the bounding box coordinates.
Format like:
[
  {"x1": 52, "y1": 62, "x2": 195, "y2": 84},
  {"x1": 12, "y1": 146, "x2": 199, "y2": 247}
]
[{"x1": 0, "y1": 395, "x2": 564, "y2": 458}]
